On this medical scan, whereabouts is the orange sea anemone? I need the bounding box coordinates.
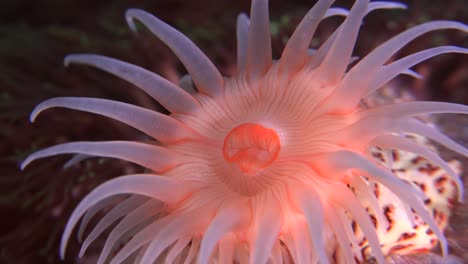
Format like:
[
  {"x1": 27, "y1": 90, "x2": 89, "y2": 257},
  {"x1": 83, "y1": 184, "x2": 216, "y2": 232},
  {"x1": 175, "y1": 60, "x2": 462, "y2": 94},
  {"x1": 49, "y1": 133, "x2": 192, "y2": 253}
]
[{"x1": 21, "y1": 0, "x2": 468, "y2": 263}]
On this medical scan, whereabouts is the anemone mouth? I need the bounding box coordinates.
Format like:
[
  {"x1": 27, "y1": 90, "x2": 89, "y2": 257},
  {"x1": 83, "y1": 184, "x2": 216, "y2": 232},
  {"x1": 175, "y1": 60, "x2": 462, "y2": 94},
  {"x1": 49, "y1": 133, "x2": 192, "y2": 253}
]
[{"x1": 223, "y1": 123, "x2": 280, "y2": 174}]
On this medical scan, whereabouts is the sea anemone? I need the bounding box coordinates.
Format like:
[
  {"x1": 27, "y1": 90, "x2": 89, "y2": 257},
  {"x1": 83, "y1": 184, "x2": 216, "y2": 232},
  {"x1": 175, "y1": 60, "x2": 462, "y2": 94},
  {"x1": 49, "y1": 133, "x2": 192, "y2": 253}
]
[{"x1": 21, "y1": 0, "x2": 468, "y2": 263}]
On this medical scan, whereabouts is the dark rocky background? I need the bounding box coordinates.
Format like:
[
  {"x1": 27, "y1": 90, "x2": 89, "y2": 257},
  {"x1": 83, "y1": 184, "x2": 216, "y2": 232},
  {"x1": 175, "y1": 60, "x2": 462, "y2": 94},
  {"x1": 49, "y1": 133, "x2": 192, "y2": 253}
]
[{"x1": 0, "y1": 0, "x2": 466, "y2": 263}]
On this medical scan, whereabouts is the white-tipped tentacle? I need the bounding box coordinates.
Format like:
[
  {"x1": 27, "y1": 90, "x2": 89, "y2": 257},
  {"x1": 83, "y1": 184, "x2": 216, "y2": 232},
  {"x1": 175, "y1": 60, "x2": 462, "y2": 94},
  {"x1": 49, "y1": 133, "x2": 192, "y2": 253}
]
[
  {"x1": 60, "y1": 175, "x2": 196, "y2": 259},
  {"x1": 236, "y1": 13, "x2": 250, "y2": 73},
  {"x1": 125, "y1": 9, "x2": 224, "y2": 96},
  {"x1": 198, "y1": 201, "x2": 250, "y2": 264},
  {"x1": 137, "y1": 210, "x2": 211, "y2": 264},
  {"x1": 279, "y1": 0, "x2": 335, "y2": 76},
  {"x1": 323, "y1": 204, "x2": 355, "y2": 262},
  {"x1": 324, "y1": 180, "x2": 385, "y2": 264},
  {"x1": 316, "y1": 0, "x2": 369, "y2": 83},
  {"x1": 370, "y1": 134, "x2": 463, "y2": 201},
  {"x1": 366, "y1": 46, "x2": 468, "y2": 96},
  {"x1": 401, "y1": 69, "x2": 423, "y2": 79},
  {"x1": 314, "y1": 150, "x2": 426, "y2": 199},
  {"x1": 331, "y1": 115, "x2": 468, "y2": 158},
  {"x1": 287, "y1": 218, "x2": 312, "y2": 264},
  {"x1": 77, "y1": 196, "x2": 116, "y2": 242},
  {"x1": 394, "y1": 118, "x2": 468, "y2": 157},
  {"x1": 290, "y1": 184, "x2": 328, "y2": 264},
  {"x1": 97, "y1": 200, "x2": 162, "y2": 264},
  {"x1": 184, "y1": 237, "x2": 201, "y2": 264},
  {"x1": 218, "y1": 234, "x2": 236, "y2": 264},
  {"x1": 246, "y1": 0, "x2": 272, "y2": 80},
  {"x1": 64, "y1": 54, "x2": 199, "y2": 114},
  {"x1": 362, "y1": 101, "x2": 468, "y2": 119},
  {"x1": 270, "y1": 241, "x2": 284, "y2": 264},
  {"x1": 78, "y1": 195, "x2": 148, "y2": 257},
  {"x1": 250, "y1": 193, "x2": 284, "y2": 264},
  {"x1": 63, "y1": 154, "x2": 91, "y2": 169},
  {"x1": 336, "y1": 209, "x2": 363, "y2": 261},
  {"x1": 349, "y1": 175, "x2": 388, "y2": 231},
  {"x1": 165, "y1": 236, "x2": 192, "y2": 264},
  {"x1": 21, "y1": 141, "x2": 185, "y2": 172},
  {"x1": 308, "y1": 1, "x2": 406, "y2": 72},
  {"x1": 330, "y1": 21, "x2": 467, "y2": 113},
  {"x1": 324, "y1": 7, "x2": 350, "y2": 18},
  {"x1": 323, "y1": 150, "x2": 448, "y2": 256},
  {"x1": 29, "y1": 97, "x2": 197, "y2": 143},
  {"x1": 108, "y1": 213, "x2": 178, "y2": 264}
]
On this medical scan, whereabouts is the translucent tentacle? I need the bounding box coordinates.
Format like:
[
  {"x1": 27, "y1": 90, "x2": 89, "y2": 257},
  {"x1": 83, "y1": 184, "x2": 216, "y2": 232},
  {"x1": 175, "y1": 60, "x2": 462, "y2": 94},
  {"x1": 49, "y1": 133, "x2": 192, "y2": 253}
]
[
  {"x1": 290, "y1": 184, "x2": 328, "y2": 264},
  {"x1": 21, "y1": 141, "x2": 184, "y2": 172},
  {"x1": 323, "y1": 150, "x2": 448, "y2": 256},
  {"x1": 363, "y1": 101, "x2": 468, "y2": 119},
  {"x1": 324, "y1": 181, "x2": 385, "y2": 263},
  {"x1": 370, "y1": 134, "x2": 463, "y2": 200},
  {"x1": 315, "y1": 150, "x2": 425, "y2": 199},
  {"x1": 323, "y1": 205, "x2": 355, "y2": 262},
  {"x1": 78, "y1": 196, "x2": 115, "y2": 242},
  {"x1": 331, "y1": 115, "x2": 467, "y2": 158},
  {"x1": 184, "y1": 236, "x2": 201, "y2": 264},
  {"x1": 198, "y1": 201, "x2": 250, "y2": 264},
  {"x1": 270, "y1": 241, "x2": 283, "y2": 264},
  {"x1": 125, "y1": 9, "x2": 224, "y2": 96},
  {"x1": 401, "y1": 69, "x2": 423, "y2": 79},
  {"x1": 218, "y1": 234, "x2": 235, "y2": 264},
  {"x1": 60, "y1": 175, "x2": 195, "y2": 259},
  {"x1": 336, "y1": 209, "x2": 363, "y2": 261},
  {"x1": 317, "y1": 0, "x2": 369, "y2": 83},
  {"x1": 332, "y1": 21, "x2": 468, "y2": 112},
  {"x1": 64, "y1": 54, "x2": 199, "y2": 114},
  {"x1": 246, "y1": 0, "x2": 272, "y2": 80},
  {"x1": 137, "y1": 210, "x2": 210, "y2": 264},
  {"x1": 251, "y1": 193, "x2": 283, "y2": 264},
  {"x1": 237, "y1": 13, "x2": 250, "y2": 73},
  {"x1": 97, "y1": 199, "x2": 162, "y2": 264},
  {"x1": 63, "y1": 154, "x2": 91, "y2": 169},
  {"x1": 324, "y1": 7, "x2": 349, "y2": 18},
  {"x1": 29, "y1": 97, "x2": 196, "y2": 143},
  {"x1": 366, "y1": 1, "x2": 407, "y2": 11},
  {"x1": 164, "y1": 236, "x2": 191, "y2": 264},
  {"x1": 78, "y1": 195, "x2": 148, "y2": 257},
  {"x1": 289, "y1": 219, "x2": 312, "y2": 264},
  {"x1": 349, "y1": 175, "x2": 388, "y2": 231},
  {"x1": 308, "y1": 1, "x2": 407, "y2": 71},
  {"x1": 395, "y1": 119, "x2": 468, "y2": 157},
  {"x1": 109, "y1": 213, "x2": 177, "y2": 264},
  {"x1": 366, "y1": 46, "x2": 468, "y2": 96},
  {"x1": 280, "y1": 0, "x2": 335, "y2": 75}
]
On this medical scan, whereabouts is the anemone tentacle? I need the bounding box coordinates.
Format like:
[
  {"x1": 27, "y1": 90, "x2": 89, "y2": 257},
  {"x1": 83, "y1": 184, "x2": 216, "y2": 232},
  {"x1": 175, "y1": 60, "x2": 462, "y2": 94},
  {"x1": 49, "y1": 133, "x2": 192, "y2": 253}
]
[
  {"x1": 246, "y1": 0, "x2": 272, "y2": 81},
  {"x1": 78, "y1": 195, "x2": 148, "y2": 257},
  {"x1": 125, "y1": 9, "x2": 224, "y2": 96},
  {"x1": 370, "y1": 134, "x2": 463, "y2": 200},
  {"x1": 65, "y1": 54, "x2": 200, "y2": 114},
  {"x1": 21, "y1": 141, "x2": 185, "y2": 171},
  {"x1": 330, "y1": 21, "x2": 468, "y2": 113},
  {"x1": 307, "y1": 1, "x2": 407, "y2": 71},
  {"x1": 60, "y1": 175, "x2": 197, "y2": 258},
  {"x1": 97, "y1": 199, "x2": 163, "y2": 264},
  {"x1": 280, "y1": 0, "x2": 335, "y2": 75},
  {"x1": 316, "y1": 0, "x2": 369, "y2": 83},
  {"x1": 30, "y1": 97, "x2": 198, "y2": 143},
  {"x1": 367, "y1": 46, "x2": 468, "y2": 96},
  {"x1": 236, "y1": 13, "x2": 250, "y2": 73}
]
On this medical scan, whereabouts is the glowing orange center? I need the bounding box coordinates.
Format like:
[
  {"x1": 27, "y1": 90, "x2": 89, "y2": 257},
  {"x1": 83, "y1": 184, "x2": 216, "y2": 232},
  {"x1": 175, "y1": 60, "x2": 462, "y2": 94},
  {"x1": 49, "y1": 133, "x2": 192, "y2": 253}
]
[{"x1": 222, "y1": 123, "x2": 280, "y2": 174}]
